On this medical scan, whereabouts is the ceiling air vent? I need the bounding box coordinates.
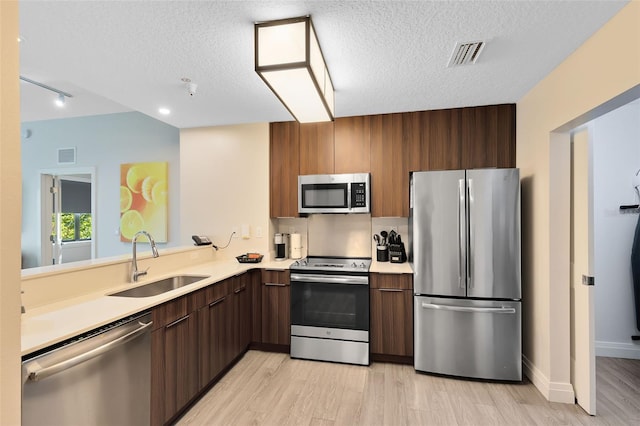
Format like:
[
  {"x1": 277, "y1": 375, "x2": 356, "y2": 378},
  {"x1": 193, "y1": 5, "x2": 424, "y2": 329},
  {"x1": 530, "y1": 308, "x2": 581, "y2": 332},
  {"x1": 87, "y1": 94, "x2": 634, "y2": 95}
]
[
  {"x1": 447, "y1": 41, "x2": 485, "y2": 67},
  {"x1": 57, "y1": 147, "x2": 76, "y2": 165}
]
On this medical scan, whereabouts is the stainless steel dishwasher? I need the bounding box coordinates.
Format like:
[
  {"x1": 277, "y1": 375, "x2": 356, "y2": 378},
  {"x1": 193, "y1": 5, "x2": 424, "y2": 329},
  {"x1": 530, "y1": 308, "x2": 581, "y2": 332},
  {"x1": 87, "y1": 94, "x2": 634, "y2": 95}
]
[{"x1": 22, "y1": 311, "x2": 153, "y2": 426}]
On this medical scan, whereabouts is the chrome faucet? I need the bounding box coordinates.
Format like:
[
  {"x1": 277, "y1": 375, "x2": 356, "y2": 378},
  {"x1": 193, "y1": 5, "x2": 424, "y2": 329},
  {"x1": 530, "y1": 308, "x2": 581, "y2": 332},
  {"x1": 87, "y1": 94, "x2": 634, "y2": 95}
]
[{"x1": 131, "y1": 230, "x2": 160, "y2": 282}]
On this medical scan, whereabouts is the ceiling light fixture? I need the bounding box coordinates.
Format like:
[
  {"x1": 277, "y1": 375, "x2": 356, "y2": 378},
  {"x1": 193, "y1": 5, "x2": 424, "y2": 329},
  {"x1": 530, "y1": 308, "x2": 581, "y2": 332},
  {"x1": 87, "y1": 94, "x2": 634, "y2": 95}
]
[
  {"x1": 158, "y1": 107, "x2": 171, "y2": 115},
  {"x1": 54, "y1": 93, "x2": 66, "y2": 107},
  {"x1": 20, "y1": 75, "x2": 73, "y2": 107},
  {"x1": 255, "y1": 16, "x2": 334, "y2": 123}
]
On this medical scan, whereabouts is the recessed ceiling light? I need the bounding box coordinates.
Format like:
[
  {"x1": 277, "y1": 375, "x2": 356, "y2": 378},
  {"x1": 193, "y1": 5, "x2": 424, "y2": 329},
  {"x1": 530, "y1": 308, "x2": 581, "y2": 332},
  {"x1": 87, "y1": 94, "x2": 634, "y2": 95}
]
[
  {"x1": 17, "y1": 35, "x2": 25, "y2": 43},
  {"x1": 158, "y1": 107, "x2": 171, "y2": 115}
]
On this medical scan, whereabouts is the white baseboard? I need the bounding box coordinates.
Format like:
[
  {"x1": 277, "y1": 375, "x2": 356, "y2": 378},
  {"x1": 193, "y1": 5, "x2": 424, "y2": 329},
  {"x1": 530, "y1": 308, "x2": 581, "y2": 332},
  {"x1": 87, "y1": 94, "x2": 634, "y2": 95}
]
[
  {"x1": 522, "y1": 355, "x2": 575, "y2": 404},
  {"x1": 595, "y1": 340, "x2": 640, "y2": 359}
]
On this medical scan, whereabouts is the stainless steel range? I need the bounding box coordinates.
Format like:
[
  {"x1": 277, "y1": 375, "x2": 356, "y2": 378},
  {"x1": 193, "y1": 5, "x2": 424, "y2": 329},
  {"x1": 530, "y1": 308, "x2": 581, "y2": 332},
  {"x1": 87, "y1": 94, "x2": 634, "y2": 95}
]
[{"x1": 290, "y1": 256, "x2": 371, "y2": 365}]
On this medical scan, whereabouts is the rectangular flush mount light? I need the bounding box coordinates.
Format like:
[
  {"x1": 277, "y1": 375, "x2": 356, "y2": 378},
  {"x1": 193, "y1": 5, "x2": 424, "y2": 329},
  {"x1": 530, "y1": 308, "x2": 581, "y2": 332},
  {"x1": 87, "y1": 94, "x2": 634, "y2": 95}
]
[{"x1": 255, "y1": 16, "x2": 335, "y2": 123}]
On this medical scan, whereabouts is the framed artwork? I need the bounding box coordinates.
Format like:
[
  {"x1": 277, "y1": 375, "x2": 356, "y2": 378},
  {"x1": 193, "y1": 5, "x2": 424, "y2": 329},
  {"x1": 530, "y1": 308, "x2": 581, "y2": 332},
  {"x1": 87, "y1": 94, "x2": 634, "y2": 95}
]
[{"x1": 120, "y1": 161, "x2": 168, "y2": 242}]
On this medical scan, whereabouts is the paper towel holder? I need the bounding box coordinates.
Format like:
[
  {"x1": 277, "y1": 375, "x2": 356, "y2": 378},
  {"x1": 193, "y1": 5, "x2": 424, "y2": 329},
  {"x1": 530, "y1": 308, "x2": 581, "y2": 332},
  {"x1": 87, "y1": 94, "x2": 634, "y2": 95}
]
[{"x1": 290, "y1": 233, "x2": 303, "y2": 259}]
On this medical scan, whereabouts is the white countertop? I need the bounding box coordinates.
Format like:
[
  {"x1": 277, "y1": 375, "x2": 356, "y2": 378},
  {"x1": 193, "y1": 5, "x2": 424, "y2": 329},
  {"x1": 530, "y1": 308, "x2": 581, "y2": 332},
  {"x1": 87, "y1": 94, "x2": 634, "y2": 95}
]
[
  {"x1": 369, "y1": 260, "x2": 413, "y2": 274},
  {"x1": 21, "y1": 258, "x2": 294, "y2": 356}
]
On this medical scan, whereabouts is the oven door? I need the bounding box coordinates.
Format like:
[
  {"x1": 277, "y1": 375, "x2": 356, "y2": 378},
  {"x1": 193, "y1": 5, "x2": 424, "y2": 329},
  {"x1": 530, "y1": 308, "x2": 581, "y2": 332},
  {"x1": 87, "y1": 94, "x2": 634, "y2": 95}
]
[{"x1": 290, "y1": 273, "x2": 369, "y2": 335}]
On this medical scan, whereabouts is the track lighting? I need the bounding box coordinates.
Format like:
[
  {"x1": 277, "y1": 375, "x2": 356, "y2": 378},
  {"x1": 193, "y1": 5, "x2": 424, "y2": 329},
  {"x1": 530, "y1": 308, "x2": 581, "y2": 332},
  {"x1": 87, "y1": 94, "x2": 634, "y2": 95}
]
[{"x1": 20, "y1": 75, "x2": 73, "y2": 108}]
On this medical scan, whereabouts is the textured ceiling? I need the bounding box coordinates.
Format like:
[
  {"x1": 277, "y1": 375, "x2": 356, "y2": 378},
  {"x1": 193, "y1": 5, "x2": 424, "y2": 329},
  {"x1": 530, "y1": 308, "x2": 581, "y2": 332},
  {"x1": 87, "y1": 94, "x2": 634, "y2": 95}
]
[{"x1": 19, "y1": 0, "x2": 629, "y2": 128}]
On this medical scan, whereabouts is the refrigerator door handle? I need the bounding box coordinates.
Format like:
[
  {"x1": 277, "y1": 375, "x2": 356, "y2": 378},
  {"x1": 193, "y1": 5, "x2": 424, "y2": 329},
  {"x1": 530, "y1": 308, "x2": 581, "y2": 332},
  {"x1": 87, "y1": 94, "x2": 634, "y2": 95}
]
[
  {"x1": 467, "y1": 178, "x2": 474, "y2": 288},
  {"x1": 421, "y1": 302, "x2": 516, "y2": 314},
  {"x1": 458, "y1": 179, "x2": 466, "y2": 289}
]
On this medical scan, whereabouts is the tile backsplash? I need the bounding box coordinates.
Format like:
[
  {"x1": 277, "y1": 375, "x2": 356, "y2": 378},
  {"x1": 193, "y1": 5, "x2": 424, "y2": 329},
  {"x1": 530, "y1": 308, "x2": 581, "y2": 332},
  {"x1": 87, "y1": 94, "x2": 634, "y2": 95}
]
[{"x1": 273, "y1": 215, "x2": 410, "y2": 260}]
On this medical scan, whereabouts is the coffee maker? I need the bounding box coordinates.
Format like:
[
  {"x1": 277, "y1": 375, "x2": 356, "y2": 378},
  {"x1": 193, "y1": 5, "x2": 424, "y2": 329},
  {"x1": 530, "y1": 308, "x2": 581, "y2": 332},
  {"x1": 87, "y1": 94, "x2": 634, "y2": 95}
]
[{"x1": 274, "y1": 233, "x2": 289, "y2": 261}]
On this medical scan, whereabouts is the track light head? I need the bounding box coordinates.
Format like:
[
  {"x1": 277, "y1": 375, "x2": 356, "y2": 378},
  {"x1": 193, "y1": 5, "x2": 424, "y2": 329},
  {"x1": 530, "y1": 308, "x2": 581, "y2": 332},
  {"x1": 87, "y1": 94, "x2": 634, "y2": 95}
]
[{"x1": 54, "y1": 93, "x2": 66, "y2": 107}]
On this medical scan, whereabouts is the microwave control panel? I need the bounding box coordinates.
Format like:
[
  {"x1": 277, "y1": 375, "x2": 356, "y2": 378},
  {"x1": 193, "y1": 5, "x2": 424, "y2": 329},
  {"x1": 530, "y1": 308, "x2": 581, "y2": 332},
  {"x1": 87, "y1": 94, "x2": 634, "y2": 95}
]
[{"x1": 351, "y1": 183, "x2": 367, "y2": 208}]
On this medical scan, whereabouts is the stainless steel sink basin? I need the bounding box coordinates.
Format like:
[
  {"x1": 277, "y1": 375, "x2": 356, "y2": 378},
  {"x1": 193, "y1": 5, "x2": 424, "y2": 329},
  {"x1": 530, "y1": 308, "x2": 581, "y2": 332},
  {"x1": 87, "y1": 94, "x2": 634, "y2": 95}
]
[{"x1": 108, "y1": 275, "x2": 210, "y2": 298}]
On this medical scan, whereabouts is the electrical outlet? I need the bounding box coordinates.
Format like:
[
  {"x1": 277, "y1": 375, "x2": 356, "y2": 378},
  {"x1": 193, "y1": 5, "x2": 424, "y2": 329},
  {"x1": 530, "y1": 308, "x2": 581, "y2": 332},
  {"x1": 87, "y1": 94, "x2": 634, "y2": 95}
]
[
  {"x1": 256, "y1": 226, "x2": 263, "y2": 238},
  {"x1": 241, "y1": 224, "x2": 250, "y2": 239}
]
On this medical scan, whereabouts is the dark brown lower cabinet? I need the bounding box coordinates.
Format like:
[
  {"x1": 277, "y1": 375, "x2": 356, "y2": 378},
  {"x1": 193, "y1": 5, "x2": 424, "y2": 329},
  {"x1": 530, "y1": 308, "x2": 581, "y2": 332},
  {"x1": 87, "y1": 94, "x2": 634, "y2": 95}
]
[
  {"x1": 230, "y1": 272, "x2": 251, "y2": 356},
  {"x1": 197, "y1": 280, "x2": 231, "y2": 389},
  {"x1": 261, "y1": 270, "x2": 290, "y2": 346},
  {"x1": 151, "y1": 306, "x2": 198, "y2": 426},
  {"x1": 370, "y1": 273, "x2": 413, "y2": 359}
]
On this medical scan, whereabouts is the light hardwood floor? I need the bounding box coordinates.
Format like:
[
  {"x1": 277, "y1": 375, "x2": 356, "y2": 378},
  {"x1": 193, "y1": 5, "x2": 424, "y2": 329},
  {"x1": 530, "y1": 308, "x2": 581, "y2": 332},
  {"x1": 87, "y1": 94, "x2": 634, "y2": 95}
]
[{"x1": 177, "y1": 351, "x2": 640, "y2": 425}]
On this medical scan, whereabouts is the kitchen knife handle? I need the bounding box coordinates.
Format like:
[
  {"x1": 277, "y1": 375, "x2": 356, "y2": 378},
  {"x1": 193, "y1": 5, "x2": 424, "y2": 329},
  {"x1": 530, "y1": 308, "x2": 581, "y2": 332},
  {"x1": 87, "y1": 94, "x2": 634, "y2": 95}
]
[{"x1": 458, "y1": 179, "x2": 465, "y2": 289}]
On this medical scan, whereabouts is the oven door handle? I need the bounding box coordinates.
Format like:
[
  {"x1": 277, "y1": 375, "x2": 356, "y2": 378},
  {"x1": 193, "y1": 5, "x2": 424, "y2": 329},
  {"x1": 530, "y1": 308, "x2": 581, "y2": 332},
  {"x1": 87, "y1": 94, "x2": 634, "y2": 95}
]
[{"x1": 290, "y1": 273, "x2": 368, "y2": 285}]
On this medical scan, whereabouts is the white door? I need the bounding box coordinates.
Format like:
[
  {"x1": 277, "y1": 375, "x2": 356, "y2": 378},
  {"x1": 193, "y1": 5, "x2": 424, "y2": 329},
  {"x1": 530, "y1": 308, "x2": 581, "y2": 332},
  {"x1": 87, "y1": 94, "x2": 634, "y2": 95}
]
[
  {"x1": 570, "y1": 128, "x2": 596, "y2": 415},
  {"x1": 40, "y1": 174, "x2": 62, "y2": 266}
]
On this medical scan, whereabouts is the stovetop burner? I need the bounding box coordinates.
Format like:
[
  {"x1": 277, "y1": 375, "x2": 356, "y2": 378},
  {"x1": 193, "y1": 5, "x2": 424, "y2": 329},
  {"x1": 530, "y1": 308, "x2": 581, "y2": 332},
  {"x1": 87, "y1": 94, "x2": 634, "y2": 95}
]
[{"x1": 291, "y1": 256, "x2": 371, "y2": 273}]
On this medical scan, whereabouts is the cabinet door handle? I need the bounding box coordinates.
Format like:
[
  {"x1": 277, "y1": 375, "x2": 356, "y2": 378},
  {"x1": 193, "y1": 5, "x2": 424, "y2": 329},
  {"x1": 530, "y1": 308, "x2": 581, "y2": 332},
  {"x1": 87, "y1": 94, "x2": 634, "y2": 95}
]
[
  {"x1": 234, "y1": 286, "x2": 247, "y2": 294},
  {"x1": 165, "y1": 314, "x2": 189, "y2": 329},
  {"x1": 208, "y1": 296, "x2": 226, "y2": 308},
  {"x1": 378, "y1": 288, "x2": 403, "y2": 292},
  {"x1": 264, "y1": 282, "x2": 286, "y2": 287}
]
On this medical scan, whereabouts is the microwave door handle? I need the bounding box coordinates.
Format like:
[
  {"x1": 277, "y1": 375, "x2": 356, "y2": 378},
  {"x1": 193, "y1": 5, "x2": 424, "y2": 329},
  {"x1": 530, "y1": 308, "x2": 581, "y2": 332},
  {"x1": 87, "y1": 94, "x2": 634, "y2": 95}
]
[{"x1": 347, "y1": 183, "x2": 352, "y2": 210}]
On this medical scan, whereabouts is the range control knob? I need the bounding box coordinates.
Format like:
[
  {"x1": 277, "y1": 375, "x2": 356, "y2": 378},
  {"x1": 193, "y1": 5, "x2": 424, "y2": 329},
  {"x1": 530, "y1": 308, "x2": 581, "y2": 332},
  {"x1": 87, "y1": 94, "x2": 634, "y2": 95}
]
[
  {"x1": 301, "y1": 259, "x2": 308, "y2": 266},
  {"x1": 360, "y1": 262, "x2": 367, "y2": 269},
  {"x1": 351, "y1": 262, "x2": 358, "y2": 268},
  {"x1": 292, "y1": 260, "x2": 300, "y2": 267}
]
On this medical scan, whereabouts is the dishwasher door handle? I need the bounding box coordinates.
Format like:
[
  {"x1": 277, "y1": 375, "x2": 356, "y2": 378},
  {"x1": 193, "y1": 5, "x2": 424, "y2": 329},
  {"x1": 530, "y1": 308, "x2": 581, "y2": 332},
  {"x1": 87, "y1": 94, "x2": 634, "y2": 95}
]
[{"x1": 26, "y1": 320, "x2": 153, "y2": 382}]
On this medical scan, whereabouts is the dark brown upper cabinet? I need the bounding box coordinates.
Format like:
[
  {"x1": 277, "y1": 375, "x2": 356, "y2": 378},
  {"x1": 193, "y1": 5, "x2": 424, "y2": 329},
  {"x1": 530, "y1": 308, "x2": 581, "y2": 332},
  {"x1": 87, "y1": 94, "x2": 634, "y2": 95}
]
[
  {"x1": 269, "y1": 121, "x2": 300, "y2": 218},
  {"x1": 269, "y1": 104, "x2": 516, "y2": 218},
  {"x1": 461, "y1": 104, "x2": 516, "y2": 169},
  {"x1": 370, "y1": 113, "x2": 408, "y2": 217},
  {"x1": 299, "y1": 121, "x2": 335, "y2": 175},
  {"x1": 334, "y1": 116, "x2": 371, "y2": 173}
]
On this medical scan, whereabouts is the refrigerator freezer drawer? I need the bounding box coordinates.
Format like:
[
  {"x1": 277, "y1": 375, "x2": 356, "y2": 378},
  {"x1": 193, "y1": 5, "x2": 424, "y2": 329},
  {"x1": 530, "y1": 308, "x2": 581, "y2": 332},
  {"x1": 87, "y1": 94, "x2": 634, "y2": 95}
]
[{"x1": 414, "y1": 296, "x2": 522, "y2": 381}]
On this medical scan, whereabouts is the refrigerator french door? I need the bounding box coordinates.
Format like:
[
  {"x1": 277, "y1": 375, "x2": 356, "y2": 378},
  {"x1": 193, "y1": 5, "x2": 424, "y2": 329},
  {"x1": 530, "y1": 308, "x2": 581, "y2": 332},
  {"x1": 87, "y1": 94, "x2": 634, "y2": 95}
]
[{"x1": 410, "y1": 168, "x2": 522, "y2": 381}]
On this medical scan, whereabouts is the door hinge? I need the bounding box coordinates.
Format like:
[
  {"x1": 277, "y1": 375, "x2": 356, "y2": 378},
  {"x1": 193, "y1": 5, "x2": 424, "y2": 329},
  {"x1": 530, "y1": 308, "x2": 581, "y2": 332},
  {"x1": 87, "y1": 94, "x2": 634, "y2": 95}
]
[
  {"x1": 582, "y1": 275, "x2": 595, "y2": 286},
  {"x1": 50, "y1": 186, "x2": 57, "y2": 194}
]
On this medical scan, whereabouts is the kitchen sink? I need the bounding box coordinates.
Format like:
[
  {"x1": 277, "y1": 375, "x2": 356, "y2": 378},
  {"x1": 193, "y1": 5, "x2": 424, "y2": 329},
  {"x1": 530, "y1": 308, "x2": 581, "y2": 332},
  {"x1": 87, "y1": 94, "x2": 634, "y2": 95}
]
[{"x1": 108, "y1": 275, "x2": 210, "y2": 298}]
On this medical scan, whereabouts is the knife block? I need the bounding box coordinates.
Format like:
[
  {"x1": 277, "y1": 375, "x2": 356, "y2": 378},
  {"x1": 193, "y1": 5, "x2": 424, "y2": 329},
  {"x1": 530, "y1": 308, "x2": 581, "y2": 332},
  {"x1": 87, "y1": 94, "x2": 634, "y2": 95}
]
[{"x1": 389, "y1": 243, "x2": 407, "y2": 263}]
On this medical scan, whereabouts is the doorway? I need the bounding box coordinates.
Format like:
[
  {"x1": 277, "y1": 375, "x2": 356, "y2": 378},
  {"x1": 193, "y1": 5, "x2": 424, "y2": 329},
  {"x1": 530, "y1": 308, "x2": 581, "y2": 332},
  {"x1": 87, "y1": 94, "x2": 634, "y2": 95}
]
[
  {"x1": 563, "y1": 94, "x2": 640, "y2": 417},
  {"x1": 40, "y1": 168, "x2": 96, "y2": 266}
]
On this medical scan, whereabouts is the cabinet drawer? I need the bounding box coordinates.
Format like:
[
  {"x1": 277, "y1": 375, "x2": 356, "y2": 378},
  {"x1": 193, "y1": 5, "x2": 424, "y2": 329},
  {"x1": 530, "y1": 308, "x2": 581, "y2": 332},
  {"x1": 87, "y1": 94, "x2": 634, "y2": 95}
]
[
  {"x1": 206, "y1": 279, "x2": 230, "y2": 303},
  {"x1": 262, "y1": 269, "x2": 290, "y2": 285},
  {"x1": 370, "y1": 273, "x2": 412, "y2": 290},
  {"x1": 152, "y1": 295, "x2": 192, "y2": 330}
]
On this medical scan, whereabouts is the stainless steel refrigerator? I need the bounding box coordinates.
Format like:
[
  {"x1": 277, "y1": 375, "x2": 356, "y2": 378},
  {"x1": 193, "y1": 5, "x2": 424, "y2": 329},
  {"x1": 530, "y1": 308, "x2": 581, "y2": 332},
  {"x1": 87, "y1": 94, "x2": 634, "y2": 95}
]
[{"x1": 410, "y1": 168, "x2": 522, "y2": 381}]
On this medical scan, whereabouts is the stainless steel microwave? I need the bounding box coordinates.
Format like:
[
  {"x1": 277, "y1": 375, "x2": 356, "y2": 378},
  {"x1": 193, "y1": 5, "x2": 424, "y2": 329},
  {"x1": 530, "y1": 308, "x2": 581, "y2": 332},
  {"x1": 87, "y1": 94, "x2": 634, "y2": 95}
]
[{"x1": 298, "y1": 173, "x2": 370, "y2": 214}]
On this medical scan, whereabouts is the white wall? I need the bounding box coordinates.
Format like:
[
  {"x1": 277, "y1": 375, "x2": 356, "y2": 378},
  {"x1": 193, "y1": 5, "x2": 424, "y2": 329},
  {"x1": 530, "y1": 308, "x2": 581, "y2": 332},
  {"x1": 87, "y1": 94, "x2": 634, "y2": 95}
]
[
  {"x1": 592, "y1": 100, "x2": 640, "y2": 359},
  {"x1": 21, "y1": 112, "x2": 181, "y2": 268},
  {"x1": 179, "y1": 123, "x2": 271, "y2": 259}
]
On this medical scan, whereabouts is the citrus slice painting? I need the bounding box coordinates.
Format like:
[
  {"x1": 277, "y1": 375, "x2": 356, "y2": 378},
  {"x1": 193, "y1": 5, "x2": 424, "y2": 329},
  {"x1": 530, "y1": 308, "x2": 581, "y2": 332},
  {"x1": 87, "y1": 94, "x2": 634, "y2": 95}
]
[{"x1": 120, "y1": 161, "x2": 168, "y2": 242}]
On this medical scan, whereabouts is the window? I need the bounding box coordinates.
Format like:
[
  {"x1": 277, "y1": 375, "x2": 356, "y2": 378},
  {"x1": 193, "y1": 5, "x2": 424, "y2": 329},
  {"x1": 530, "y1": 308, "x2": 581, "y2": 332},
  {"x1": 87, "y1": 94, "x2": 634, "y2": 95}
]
[{"x1": 52, "y1": 213, "x2": 92, "y2": 242}]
